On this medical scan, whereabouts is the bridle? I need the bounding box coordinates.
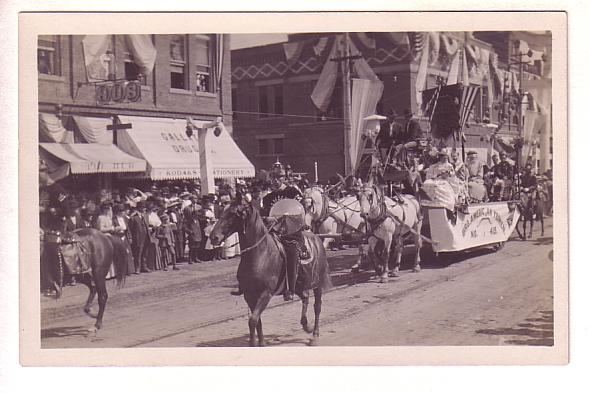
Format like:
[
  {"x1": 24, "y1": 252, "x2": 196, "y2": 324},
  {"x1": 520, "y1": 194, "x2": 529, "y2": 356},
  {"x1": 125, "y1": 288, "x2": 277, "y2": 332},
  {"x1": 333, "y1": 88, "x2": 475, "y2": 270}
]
[{"x1": 218, "y1": 202, "x2": 272, "y2": 255}]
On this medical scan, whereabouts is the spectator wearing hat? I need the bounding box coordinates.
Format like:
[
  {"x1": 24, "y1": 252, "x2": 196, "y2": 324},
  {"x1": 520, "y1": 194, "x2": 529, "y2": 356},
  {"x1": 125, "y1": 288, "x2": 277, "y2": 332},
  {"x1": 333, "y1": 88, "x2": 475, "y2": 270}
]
[
  {"x1": 465, "y1": 151, "x2": 484, "y2": 181},
  {"x1": 145, "y1": 202, "x2": 164, "y2": 270},
  {"x1": 112, "y1": 203, "x2": 134, "y2": 276},
  {"x1": 183, "y1": 196, "x2": 202, "y2": 264},
  {"x1": 156, "y1": 213, "x2": 179, "y2": 271},
  {"x1": 167, "y1": 202, "x2": 185, "y2": 262},
  {"x1": 128, "y1": 202, "x2": 151, "y2": 273},
  {"x1": 63, "y1": 199, "x2": 84, "y2": 232}
]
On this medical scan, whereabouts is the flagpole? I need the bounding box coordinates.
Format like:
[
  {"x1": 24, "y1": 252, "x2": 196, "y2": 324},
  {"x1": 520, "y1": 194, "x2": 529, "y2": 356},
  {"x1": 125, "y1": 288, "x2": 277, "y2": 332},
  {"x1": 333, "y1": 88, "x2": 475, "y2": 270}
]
[{"x1": 341, "y1": 33, "x2": 353, "y2": 176}]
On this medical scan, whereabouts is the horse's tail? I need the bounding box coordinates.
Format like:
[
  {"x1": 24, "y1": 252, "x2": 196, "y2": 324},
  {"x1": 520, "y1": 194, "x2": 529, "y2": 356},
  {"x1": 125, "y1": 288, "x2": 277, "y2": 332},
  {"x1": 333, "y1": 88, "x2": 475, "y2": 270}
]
[{"x1": 109, "y1": 236, "x2": 128, "y2": 288}]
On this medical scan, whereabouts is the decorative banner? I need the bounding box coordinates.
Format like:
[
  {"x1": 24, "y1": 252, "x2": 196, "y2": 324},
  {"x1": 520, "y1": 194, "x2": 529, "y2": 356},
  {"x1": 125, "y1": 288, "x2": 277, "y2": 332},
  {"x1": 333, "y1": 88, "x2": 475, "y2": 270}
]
[
  {"x1": 350, "y1": 78, "x2": 384, "y2": 172},
  {"x1": 414, "y1": 32, "x2": 430, "y2": 108},
  {"x1": 283, "y1": 41, "x2": 305, "y2": 67},
  {"x1": 82, "y1": 35, "x2": 113, "y2": 82},
  {"x1": 426, "y1": 202, "x2": 520, "y2": 253},
  {"x1": 313, "y1": 36, "x2": 330, "y2": 56},
  {"x1": 311, "y1": 35, "x2": 342, "y2": 112},
  {"x1": 39, "y1": 113, "x2": 74, "y2": 143},
  {"x1": 428, "y1": 32, "x2": 440, "y2": 66},
  {"x1": 351, "y1": 32, "x2": 376, "y2": 50},
  {"x1": 124, "y1": 35, "x2": 157, "y2": 76},
  {"x1": 348, "y1": 38, "x2": 379, "y2": 81},
  {"x1": 440, "y1": 34, "x2": 459, "y2": 56}
]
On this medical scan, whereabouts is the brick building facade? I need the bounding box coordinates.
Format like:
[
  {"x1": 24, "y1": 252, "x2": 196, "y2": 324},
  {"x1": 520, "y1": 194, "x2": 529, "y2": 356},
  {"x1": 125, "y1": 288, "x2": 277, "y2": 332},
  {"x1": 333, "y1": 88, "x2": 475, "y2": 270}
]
[{"x1": 231, "y1": 31, "x2": 551, "y2": 180}]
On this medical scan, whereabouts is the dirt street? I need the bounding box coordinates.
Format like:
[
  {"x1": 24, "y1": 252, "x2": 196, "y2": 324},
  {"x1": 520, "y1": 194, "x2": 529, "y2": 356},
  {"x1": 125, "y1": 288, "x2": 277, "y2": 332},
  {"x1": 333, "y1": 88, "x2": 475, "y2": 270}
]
[{"x1": 41, "y1": 219, "x2": 553, "y2": 348}]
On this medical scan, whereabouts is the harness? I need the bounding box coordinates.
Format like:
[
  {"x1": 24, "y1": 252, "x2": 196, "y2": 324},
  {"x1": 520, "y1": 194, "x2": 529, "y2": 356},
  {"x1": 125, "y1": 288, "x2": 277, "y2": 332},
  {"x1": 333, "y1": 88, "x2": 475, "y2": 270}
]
[{"x1": 305, "y1": 188, "x2": 365, "y2": 235}]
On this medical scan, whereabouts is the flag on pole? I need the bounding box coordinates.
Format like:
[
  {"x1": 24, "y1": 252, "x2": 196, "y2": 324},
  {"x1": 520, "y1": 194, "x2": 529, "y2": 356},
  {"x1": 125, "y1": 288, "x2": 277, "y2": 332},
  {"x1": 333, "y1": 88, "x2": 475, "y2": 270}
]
[{"x1": 458, "y1": 85, "x2": 479, "y2": 131}]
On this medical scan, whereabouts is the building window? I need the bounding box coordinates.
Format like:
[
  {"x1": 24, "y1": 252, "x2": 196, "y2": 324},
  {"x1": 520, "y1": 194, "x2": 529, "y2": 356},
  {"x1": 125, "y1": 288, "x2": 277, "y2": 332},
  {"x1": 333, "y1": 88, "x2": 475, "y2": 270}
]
[
  {"x1": 38, "y1": 35, "x2": 60, "y2": 76},
  {"x1": 258, "y1": 84, "x2": 284, "y2": 118},
  {"x1": 124, "y1": 51, "x2": 149, "y2": 85},
  {"x1": 170, "y1": 34, "x2": 188, "y2": 89},
  {"x1": 257, "y1": 136, "x2": 285, "y2": 156},
  {"x1": 195, "y1": 35, "x2": 212, "y2": 92}
]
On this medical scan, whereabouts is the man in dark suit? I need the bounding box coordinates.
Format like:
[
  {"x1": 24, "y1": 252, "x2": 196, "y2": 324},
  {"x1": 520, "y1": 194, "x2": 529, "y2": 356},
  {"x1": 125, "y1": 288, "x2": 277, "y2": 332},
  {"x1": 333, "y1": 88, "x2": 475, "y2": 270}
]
[
  {"x1": 63, "y1": 199, "x2": 85, "y2": 233},
  {"x1": 183, "y1": 196, "x2": 202, "y2": 264},
  {"x1": 128, "y1": 201, "x2": 151, "y2": 273}
]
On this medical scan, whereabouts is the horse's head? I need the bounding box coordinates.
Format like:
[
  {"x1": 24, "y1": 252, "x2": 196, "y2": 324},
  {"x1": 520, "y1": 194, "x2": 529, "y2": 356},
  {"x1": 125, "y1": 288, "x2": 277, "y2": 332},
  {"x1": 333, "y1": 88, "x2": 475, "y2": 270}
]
[
  {"x1": 356, "y1": 180, "x2": 383, "y2": 220},
  {"x1": 302, "y1": 186, "x2": 324, "y2": 225},
  {"x1": 209, "y1": 191, "x2": 253, "y2": 247}
]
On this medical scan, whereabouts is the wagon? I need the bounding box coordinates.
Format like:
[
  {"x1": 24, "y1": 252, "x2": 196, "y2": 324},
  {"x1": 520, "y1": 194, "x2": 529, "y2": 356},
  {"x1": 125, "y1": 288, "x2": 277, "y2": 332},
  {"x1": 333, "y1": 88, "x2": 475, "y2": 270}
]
[{"x1": 420, "y1": 199, "x2": 521, "y2": 262}]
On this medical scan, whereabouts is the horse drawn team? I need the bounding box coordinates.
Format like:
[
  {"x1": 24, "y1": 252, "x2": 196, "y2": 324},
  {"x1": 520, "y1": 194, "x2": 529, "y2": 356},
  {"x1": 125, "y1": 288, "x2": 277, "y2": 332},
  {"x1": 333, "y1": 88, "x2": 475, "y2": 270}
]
[{"x1": 40, "y1": 109, "x2": 549, "y2": 346}]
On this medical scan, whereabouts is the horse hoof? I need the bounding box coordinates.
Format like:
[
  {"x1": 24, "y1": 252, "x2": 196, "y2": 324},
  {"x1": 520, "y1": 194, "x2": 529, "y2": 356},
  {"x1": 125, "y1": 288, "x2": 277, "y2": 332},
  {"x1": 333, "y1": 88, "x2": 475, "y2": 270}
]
[
  {"x1": 84, "y1": 309, "x2": 98, "y2": 319},
  {"x1": 87, "y1": 327, "x2": 97, "y2": 333},
  {"x1": 412, "y1": 266, "x2": 421, "y2": 273},
  {"x1": 388, "y1": 271, "x2": 400, "y2": 278},
  {"x1": 379, "y1": 276, "x2": 388, "y2": 283},
  {"x1": 258, "y1": 340, "x2": 266, "y2": 347},
  {"x1": 308, "y1": 337, "x2": 320, "y2": 346}
]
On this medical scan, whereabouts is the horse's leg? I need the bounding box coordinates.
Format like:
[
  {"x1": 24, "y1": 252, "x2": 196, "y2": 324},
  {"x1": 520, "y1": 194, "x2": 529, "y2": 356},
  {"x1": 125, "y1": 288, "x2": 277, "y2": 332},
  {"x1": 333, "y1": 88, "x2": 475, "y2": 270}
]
[
  {"x1": 309, "y1": 288, "x2": 323, "y2": 346},
  {"x1": 389, "y1": 235, "x2": 403, "y2": 279},
  {"x1": 78, "y1": 274, "x2": 97, "y2": 318},
  {"x1": 300, "y1": 290, "x2": 313, "y2": 333},
  {"x1": 94, "y1": 276, "x2": 108, "y2": 330},
  {"x1": 528, "y1": 218, "x2": 534, "y2": 238},
  {"x1": 413, "y1": 221, "x2": 423, "y2": 273},
  {"x1": 247, "y1": 290, "x2": 273, "y2": 347}
]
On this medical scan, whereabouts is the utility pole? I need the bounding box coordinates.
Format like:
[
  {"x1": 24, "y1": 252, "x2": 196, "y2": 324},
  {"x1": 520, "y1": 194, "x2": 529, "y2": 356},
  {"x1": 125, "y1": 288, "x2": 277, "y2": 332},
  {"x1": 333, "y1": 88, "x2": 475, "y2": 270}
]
[{"x1": 331, "y1": 33, "x2": 361, "y2": 177}]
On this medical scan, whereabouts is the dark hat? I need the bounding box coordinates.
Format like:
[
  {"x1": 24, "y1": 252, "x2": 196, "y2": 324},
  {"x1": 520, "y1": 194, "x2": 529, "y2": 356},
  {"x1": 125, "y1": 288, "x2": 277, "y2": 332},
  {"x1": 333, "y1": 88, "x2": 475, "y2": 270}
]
[
  {"x1": 499, "y1": 151, "x2": 507, "y2": 157},
  {"x1": 113, "y1": 204, "x2": 125, "y2": 214},
  {"x1": 467, "y1": 150, "x2": 478, "y2": 156},
  {"x1": 159, "y1": 213, "x2": 169, "y2": 220},
  {"x1": 137, "y1": 201, "x2": 146, "y2": 209},
  {"x1": 66, "y1": 199, "x2": 79, "y2": 209}
]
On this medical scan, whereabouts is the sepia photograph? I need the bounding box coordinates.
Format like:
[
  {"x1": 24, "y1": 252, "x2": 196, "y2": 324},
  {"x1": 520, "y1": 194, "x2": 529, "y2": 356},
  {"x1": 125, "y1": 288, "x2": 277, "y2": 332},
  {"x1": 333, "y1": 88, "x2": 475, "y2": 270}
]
[{"x1": 18, "y1": 11, "x2": 567, "y2": 366}]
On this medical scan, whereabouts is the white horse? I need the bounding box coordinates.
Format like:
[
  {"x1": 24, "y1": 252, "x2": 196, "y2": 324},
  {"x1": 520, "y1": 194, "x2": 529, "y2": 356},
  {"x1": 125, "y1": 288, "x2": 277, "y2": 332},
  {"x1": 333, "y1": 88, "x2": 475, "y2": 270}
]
[
  {"x1": 356, "y1": 181, "x2": 424, "y2": 283},
  {"x1": 302, "y1": 186, "x2": 367, "y2": 269}
]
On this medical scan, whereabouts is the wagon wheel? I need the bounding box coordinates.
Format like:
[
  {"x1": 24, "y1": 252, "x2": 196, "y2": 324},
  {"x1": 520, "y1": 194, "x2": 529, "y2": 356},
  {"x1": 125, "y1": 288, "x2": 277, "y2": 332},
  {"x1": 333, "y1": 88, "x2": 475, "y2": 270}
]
[{"x1": 493, "y1": 241, "x2": 505, "y2": 251}]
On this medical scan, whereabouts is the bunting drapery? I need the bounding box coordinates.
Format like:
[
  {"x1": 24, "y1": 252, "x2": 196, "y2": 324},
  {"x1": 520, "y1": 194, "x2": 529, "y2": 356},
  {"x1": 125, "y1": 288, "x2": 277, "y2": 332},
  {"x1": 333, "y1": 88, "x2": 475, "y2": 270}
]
[
  {"x1": 414, "y1": 32, "x2": 430, "y2": 108},
  {"x1": 72, "y1": 116, "x2": 113, "y2": 144},
  {"x1": 83, "y1": 35, "x2": 157, "y2": 82},
  {"x1": 124, "y1": 35, "x2": 157, "y2": 76},
  {"x1": 39, "y1": 113, "x2": 74, "y2": 143},
  {"x1": 311, "y1": 34, "x2": 380, "y2": 112},
  {"x1": 283, "y1": 41, "x2": 305, "y2": 67}
]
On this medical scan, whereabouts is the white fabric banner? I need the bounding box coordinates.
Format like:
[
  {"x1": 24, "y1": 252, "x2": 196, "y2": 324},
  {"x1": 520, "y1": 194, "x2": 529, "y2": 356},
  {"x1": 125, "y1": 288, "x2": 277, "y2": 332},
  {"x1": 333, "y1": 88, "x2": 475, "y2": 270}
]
[
  {"x1": 73, "y1": 116, "x2": 113, "y2": 144},
  {"x1": 82, "y1": 35, "x2": 112, "y2": 82},
  {"x1": 124, "y1": 35, "x2": 157, "y2": 75},
  {"x1": 348, "y1": 39, "x2": 379, "y2": 81},
  {"x1": 350, "y1": 78, "x2": 384, "y2": 172},
  {"x1": 39, "y1": 113, "x2": 74, "y2": 143}
]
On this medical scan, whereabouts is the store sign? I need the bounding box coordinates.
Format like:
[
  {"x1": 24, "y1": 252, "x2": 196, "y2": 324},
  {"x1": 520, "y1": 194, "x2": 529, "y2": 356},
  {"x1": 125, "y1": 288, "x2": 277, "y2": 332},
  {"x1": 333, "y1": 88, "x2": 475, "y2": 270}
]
[{"x1": 96, "y1": 80, "x2": 141, "y2": 105}]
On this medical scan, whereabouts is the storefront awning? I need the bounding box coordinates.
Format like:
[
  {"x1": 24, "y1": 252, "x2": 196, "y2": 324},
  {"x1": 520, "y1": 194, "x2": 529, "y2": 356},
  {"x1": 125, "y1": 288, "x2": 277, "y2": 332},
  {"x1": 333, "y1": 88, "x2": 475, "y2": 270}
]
[
  {"x1": 116, "y1": 116, "x2": 255, "y2": 180},
  {"x1": 39, "y1": 143, "x2": 147, "y2": 175}
]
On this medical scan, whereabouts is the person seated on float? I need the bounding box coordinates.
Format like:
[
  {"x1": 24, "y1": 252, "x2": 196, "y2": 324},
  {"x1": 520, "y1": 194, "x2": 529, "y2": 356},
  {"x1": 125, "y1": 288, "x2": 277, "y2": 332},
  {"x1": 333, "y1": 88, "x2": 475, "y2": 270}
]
[
  {"x1": 465, "y1": 150, "x2": 487, "y2": 202},
  {"x1": 491, "y1": 152, "x2": 513, "y2": 201},
  {"x1": 231, "y1": 168, "x2": 308, "y2": 301},
  {"x1": 392, "y1": 109, "x2": 423, "y2": 158},
  {"x1": 450, "y1": 150, "x2": 468, "y2": 182}
]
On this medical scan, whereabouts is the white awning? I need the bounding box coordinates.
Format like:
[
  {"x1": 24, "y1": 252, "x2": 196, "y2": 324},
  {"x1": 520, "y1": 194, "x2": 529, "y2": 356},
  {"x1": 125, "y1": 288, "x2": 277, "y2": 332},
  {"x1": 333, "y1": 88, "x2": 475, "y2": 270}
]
[
  {"x1": 116, "y1": 116, "x2": 255, "y2": 180},
  {"x1": 39, "y1": 143, "x2": 147, "y2": 174}
]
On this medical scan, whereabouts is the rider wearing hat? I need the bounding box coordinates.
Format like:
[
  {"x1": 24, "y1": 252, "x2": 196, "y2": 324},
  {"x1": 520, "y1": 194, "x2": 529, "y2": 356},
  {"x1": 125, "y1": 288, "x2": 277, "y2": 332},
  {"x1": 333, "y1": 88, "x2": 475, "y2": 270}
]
[{"x1": 231, "y1": 164, "x2": 308, "y2": 300}]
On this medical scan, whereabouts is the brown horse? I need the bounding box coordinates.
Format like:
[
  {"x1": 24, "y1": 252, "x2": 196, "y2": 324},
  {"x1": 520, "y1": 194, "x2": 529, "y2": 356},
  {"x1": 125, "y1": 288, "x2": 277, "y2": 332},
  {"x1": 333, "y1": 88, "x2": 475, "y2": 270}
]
[
  {"x1": 518, "y1": 187, "x2": 545, "y2": 239},
  {"x1": 209, "y1": 192, "x2": 332, "y2": 347},
  {"x1": 42, "y1": 228, "x2": 127, "y2": 330}
]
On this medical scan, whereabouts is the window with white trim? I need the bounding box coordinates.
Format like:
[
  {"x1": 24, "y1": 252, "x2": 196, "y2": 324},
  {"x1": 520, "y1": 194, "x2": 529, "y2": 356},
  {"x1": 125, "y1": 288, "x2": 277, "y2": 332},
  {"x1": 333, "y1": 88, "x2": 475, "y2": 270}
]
[
  {"x1": 194, "y1": 35, "x2": 212, "y2": 92},
  {"x1": 170, "y1": 34, "x2": 188, "y2": 89},
  {"x1": 38, "y1": 35, "x2": 60, "y2": 76}
]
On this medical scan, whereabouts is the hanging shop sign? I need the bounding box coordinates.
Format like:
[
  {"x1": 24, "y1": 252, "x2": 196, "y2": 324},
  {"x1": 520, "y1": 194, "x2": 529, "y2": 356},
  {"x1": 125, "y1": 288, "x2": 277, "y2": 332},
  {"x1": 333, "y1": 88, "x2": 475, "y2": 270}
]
[{"x1": 95, "y1": 80, "x2": 141, "y2": 106}]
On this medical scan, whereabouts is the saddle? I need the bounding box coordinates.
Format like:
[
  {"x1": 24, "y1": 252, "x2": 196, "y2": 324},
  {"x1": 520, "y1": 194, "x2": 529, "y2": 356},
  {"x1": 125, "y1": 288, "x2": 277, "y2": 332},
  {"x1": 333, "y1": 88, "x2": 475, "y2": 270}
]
[
  {"x1": 58, "y1": 232, "x2": 92, "y2": 275},
  {"x1": 270, "y1": 231, "x2": 320, "y2": 294}
]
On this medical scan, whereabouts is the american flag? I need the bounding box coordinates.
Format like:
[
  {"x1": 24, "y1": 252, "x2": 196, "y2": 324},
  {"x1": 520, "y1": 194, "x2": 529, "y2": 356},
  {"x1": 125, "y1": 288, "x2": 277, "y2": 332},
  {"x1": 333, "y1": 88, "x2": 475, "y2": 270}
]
[{"x1": 458, "y1": 85, "x2": 480, "y2": 131}]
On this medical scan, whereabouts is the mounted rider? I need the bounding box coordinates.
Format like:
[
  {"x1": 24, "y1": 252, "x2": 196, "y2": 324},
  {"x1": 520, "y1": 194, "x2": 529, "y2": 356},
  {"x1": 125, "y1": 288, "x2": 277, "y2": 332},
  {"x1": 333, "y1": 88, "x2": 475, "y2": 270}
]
[{"x1": 232, "y1": 161, "x2": 309, "y2": 301}]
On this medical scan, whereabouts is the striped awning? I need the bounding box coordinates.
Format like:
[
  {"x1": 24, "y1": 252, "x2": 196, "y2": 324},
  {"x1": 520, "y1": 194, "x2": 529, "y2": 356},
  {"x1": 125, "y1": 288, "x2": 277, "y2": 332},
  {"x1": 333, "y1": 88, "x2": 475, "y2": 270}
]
[{"x1": 39, "y1": 143, "x2": 147, "y2": 174}]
